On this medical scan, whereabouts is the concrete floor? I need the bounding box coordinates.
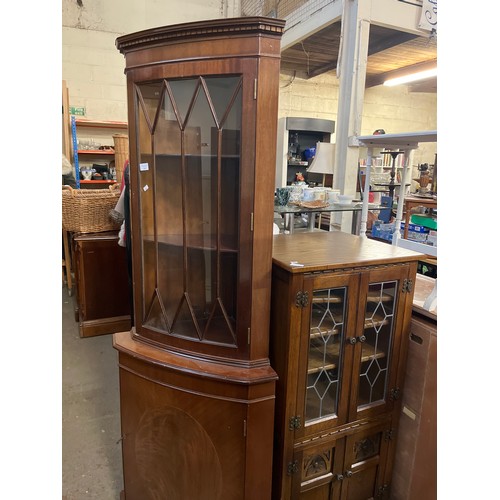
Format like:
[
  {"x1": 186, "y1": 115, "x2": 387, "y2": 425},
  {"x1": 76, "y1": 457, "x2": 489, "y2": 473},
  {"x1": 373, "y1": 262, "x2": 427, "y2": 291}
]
[{"x1": 62, "y1": 286, "x2": 124, "y2": 499}]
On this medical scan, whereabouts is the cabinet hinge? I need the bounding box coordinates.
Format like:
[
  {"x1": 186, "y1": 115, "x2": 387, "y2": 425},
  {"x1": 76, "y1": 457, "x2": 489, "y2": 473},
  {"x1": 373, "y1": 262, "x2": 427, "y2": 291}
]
[
  {"x1": 287, "y1": 460, "x2": 299, "y2": 475},
  {"x1": 402, "y1": 278, "x2": 413, "y2": 293},
  {"x1": 376, "y1": 484, "x2": 389, "y2": 498},
  {"x1": 289, "y1": 415, "x2": 302, "y2": 430},
  {"x1": 250, "y1": 212, "x2": 254, "y2": 231},
  {"x1": 253, "y1": 78, "x2": 257, "y2": 99},
  {"x1": 384, "y1": 429, "x2": 394, "y2": 441},
  {"x1": 390, "y1": 387, "x2": 401, "y2": 401},
  {"x1": 295, "y1": 291, "x2": 309, "y2": 308}
]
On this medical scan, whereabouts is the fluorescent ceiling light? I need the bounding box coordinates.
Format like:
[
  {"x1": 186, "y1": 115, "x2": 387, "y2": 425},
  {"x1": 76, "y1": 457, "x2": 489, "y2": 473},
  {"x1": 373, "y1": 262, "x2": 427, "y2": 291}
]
[{"x1": 384, "y1": 67, "x2": 437, "y2": 87}]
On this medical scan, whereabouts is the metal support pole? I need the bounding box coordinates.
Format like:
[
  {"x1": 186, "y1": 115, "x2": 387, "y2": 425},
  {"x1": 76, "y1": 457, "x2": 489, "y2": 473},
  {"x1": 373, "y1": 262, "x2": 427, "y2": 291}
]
[
  {"x1": 392, "y1": 148, "x2": 412, "y2": 243},
  {"x1": 359, "y1": 145, "x2": 372, "y2": 237}
]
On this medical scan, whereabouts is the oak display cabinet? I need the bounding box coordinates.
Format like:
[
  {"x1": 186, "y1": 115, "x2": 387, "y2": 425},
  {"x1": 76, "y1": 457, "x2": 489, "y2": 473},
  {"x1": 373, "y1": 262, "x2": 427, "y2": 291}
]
[
  {"x1": 269, "y1": 231, "x2": 422, "y2": 500},
  {"x1": 113, "y1": 17, "x2": 285, "y2": 499}
]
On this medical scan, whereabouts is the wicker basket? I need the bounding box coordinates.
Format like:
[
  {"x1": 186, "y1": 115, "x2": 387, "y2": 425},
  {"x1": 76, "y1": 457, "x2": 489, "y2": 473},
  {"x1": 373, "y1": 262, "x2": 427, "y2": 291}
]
[
  {"x1": 62, "y1": 184, "x2": 122, "y2": 233},
  {"x1": 113, "y1": 133, "x2": 129, "y2": 183}
]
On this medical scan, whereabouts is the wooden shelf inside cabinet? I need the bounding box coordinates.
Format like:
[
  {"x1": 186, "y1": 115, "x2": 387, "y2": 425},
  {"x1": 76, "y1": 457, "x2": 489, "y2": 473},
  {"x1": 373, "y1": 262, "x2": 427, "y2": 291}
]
[
  {"x1": 366, "y1": 291, "x2": 395, "y2": 303},
  {"x1": 307, "y1": 341, "x2": 386, "y2": 375},
  {"x1": 152, "y1": 153, "x2": 240, "y2": 160},
  {"x1": 309, "y1": 328, "x2": 340, "y2": 340},
  {"x1": 143, "y1": 234, "x2": 238, "y2": 253},
  {"x1": 308, "y1": 342, "x2": 341, "y2": 374},
  {"x1": 311, "y1": 291, "x2": 343, "y2": 304},
  {"x1": 364, "y1": 310, "x2": 391, "y2": 330}
]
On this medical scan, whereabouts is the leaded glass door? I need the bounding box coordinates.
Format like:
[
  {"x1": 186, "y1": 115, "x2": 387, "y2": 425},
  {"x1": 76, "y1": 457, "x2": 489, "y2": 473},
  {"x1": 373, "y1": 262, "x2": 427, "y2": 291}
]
[
  {"x1": 295, "y1": 272, "x2": 359, "y2": 438},
  {"x1": 348, "y1": 265, "x2": 411, "y2": 422},
  {"x1": 134, "y1": 74, "x2": 244, "y2": 348}
]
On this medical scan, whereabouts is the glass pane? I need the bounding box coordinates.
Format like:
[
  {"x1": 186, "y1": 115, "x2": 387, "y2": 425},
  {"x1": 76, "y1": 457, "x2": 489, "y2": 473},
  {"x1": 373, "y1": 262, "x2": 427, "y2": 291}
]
[
  {"x1": 357, "y1": 280, "x2": 397, "y2": 408},
  {"x1": 155, "y1": 89, "x2": 184, "y2": 334},
  {"x1": 135, "y1": 76, "x2": 242, "y2": 345},
  {"x1": 305, "y1": 287, "x2": 346, "y2": 422},
  {"x1": 220, "y1": 84, "x2": 241, "y2": 252},
  {"x1": 204, "y1": 76, "x2": 241, "y2": 125},
  {"x1": 179, "y1": 79, "x2": 216, "y2": 340},
  {"x1": 136, "y1": 85, "x2": 156, "y2": 324},
  {"x1": 169, "y1": 78, "x2": 199, "y2": 127},
  {"x1": 137, "y1": 81, "x2": 164, "y2": 126},
  {"x1": 216, "y1": 83, "x2": 241, "y2": 332}
]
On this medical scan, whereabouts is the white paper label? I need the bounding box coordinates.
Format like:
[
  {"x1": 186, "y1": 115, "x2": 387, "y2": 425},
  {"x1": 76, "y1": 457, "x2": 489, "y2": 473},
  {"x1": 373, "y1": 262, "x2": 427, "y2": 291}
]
[
  {"x1": 143, "y1": 185, "x2": 149, "y2": 191},
  {"x1": 139, "y1": 163, "x2": 149, "y2": 171},
  {"x1": 402, "y1": 405, "x2": 417, "y2": 420}
]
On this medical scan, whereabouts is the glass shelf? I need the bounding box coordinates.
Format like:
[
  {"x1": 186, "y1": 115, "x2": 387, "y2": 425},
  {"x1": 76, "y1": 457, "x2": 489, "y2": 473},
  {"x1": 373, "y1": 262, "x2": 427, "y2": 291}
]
[{"x1": 143, "y1": 233, "x2": 238, "y2": 253}]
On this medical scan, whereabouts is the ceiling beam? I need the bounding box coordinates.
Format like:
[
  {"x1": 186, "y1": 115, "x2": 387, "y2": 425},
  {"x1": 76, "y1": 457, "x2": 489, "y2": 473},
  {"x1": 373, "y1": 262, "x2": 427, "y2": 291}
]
[
  {"x1": 307, "y1": 59, "x2": 339, "y2": 79},
  {"x1": 280, "y1": 2, "x2": 342, "y2": 51},
  {"x1": 368, "y1": 31, "x2": 417, "y2": 55}
]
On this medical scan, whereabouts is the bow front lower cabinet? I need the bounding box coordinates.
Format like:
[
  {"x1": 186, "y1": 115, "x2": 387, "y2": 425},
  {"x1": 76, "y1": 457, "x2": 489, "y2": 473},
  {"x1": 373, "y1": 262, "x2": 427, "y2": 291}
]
[
  {"x1": 269, "y1": 232, "x2": 422, "y2": 500},
  {"x1": 112, "y1": 17, "x2": 285, "y2": 500}
]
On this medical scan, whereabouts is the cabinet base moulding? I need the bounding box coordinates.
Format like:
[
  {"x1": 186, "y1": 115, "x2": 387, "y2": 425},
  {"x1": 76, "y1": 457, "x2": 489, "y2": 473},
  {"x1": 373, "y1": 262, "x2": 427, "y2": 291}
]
[{"x1": 79, "y1": 315, "x2": 131, "y2": 338}]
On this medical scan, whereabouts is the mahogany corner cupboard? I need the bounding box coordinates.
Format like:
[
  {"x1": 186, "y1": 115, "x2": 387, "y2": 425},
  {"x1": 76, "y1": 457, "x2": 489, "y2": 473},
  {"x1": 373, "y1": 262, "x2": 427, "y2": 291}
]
[
  {"x1": 269, "y1": 231, "x2": 422, "y2": 500},
  {"x1": 112, "y1": 17, "x2": 285, "y2": 499}
]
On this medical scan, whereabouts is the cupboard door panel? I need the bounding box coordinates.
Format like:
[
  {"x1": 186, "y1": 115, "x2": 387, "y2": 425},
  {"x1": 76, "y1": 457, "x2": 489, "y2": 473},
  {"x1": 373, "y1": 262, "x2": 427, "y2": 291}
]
[
  {"x1": 295, "y1": 273, "x2": 359, "y2": 438},
  {"x1": 291, "y1": 438, "x2": 346, "y2": 500},
  {"x1": 341, "y1": 423, "x2": 391, "y2": 500},
  {"x1": 119, "y1": 368, "x2": 247, "y2": 500},
  {"x1": 125, "y1": 48, "x2": 276, "y2": 360},
  {"x1": 349, "y1": 265, "x2": 411, "y2": 421}
]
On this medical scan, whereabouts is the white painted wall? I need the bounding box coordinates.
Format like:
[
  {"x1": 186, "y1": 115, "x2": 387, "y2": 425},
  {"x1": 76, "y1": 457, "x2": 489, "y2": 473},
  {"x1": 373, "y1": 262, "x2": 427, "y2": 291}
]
[
  {"x1": 62, "y1": 0, "x2": 240, "y2": 121},
  {"x1": 62, "y1": 1, "x2": 436, "y2": 166},
  {"x1": 278, "y1": 69, "x2": 437, "y2": 167}
]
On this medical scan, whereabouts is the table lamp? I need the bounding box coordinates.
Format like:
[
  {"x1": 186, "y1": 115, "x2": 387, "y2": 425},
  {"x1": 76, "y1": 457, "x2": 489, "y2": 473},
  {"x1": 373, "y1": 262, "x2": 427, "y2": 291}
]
[{"x1": 307, "y1": 142, "x2": 335, "y2": 187}]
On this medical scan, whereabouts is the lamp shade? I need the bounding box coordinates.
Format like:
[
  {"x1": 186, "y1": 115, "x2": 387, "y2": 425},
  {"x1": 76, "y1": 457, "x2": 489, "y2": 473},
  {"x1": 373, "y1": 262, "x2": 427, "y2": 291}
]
[{"x1": 307, "y1": 142, "x2": 335, "y2": 174}]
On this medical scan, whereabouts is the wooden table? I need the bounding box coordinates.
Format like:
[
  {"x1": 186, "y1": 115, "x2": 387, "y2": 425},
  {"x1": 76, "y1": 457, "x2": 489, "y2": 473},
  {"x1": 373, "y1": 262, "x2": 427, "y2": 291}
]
[{"x1": 403, "y1": 196, "x2": 437, "y2": 239}]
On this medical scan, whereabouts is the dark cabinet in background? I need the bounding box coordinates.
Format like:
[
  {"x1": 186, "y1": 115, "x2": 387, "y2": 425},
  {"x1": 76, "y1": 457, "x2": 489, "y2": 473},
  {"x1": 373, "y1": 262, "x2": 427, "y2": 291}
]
[
  {"x1": 72, "y1": 231, "x2": 131, "y2": 337},
  {"x1": 276, "y1": 117, "x2": 335, "y2": 187}
]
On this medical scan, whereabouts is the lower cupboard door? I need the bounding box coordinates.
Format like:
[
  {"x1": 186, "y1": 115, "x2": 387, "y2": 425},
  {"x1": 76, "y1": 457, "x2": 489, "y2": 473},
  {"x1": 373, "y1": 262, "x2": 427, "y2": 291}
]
[
  {"x1": 291, "y1": 438, "x2": 346, "y2": 500},
  {"x1": 340, "y1": 423, "x2": 391, "y2": 500}
]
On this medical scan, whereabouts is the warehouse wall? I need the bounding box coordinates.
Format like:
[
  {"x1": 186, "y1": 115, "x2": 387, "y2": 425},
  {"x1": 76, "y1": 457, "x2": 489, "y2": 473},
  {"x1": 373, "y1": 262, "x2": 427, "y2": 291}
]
[
  {"x1": 62, "y1": 1, "x2": 436, "y2": 165},
  {"x1": 278, "y1": 69, "x2": 437, "y2": 165},
  {"x1": 62, "y1": 0, "x2": 240, "y2": 121}
]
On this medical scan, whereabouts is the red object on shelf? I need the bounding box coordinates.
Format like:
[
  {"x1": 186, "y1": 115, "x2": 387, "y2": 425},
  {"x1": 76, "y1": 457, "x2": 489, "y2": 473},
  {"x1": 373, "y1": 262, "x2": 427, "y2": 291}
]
[{"x1": 78, "y1": 150, "x2": 115, "y2": 155}]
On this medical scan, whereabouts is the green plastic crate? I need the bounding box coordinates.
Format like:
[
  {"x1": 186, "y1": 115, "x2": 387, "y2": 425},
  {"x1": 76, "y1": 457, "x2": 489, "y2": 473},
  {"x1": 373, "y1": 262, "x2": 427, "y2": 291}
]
[{"x1": 411, "y1": 214, "x2": 437, "y2": 230}]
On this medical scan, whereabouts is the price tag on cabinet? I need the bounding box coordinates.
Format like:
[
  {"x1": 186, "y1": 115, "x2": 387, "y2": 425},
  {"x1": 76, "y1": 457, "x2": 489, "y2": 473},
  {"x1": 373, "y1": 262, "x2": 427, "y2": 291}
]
[{"x1": 140, "y1": 163, "x2": 149, "y2": 171}]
